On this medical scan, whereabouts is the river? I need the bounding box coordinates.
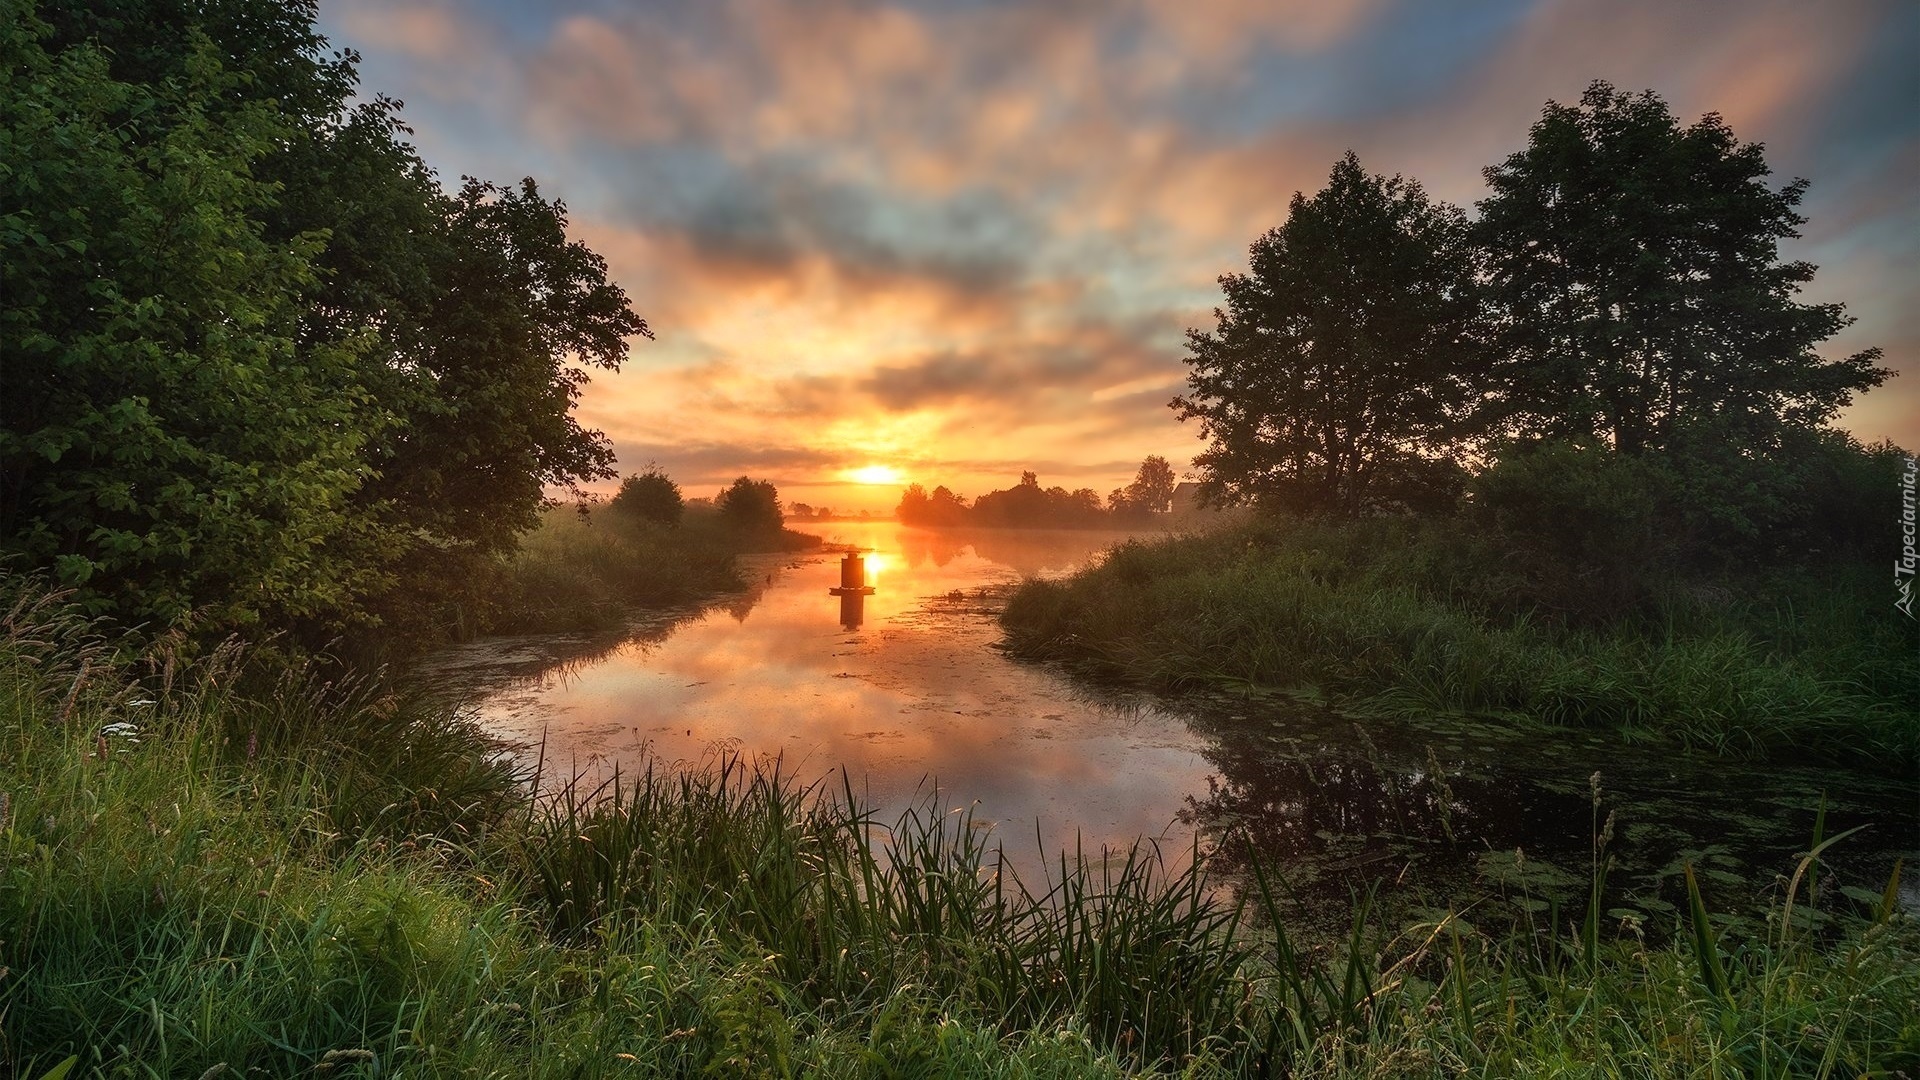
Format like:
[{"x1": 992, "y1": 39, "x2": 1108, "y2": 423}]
[{"x1": 423, "y1": 519, "x2": 1918, "y2": 927}]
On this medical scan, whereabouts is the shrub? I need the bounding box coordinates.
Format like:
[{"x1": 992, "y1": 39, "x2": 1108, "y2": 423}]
[
  {"x1": 715, "y1": 476, "x2": 784, "y2": 534},
  {"x1": 608, "y1": 467, "x2": 685, "y2": 528}
]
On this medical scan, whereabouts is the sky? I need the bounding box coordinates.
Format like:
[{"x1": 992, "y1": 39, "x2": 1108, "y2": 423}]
[{"x1": 318, "y1": 0, "x2": 1919, "y2": 513}]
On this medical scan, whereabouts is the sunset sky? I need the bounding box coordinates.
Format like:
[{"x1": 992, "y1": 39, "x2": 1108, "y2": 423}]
[{"x1": 319, "y1": 0, "x2": 1919, "y2": 512}]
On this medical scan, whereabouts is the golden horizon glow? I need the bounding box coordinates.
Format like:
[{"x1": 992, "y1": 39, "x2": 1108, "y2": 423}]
[
  {"x1": 864, "y1": 552, "x2": 889, "y2": 585},
  {"x1": 846, "y1": 464, "x2": 905, "y2": 486}
]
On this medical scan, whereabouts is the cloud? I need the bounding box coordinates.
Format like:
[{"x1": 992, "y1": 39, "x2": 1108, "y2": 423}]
[{"x1": 323, "y1": 0, "x2": 1920, "y2": 503}]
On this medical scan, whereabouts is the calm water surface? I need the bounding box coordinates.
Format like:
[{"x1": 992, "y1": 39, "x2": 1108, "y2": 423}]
[{"x1": 425, "y1": 520, "x2": 1918, "y2": 922}]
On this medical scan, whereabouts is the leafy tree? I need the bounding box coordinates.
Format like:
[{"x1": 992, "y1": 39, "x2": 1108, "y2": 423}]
[
  {"x1": 1124, "y1": 455, "x2": 1177, "y2": 514},
  {"x1": 0, "y1": 12, "x2": 381, "y2": 627},
  {"x1": 970, "y1": 473, "x2": 1109, "y2": 528},
  {"x1": 608, "y1": 467, "x2": 684, "y2": 527},
  {"x1": 1, "y1": 0, "x2": 650, "y2": 639},
  {"x1": 1174, "y1": 152, "x2": 1483, "y2": 516},
  {"x1": 363, "y1": 177, "x2": 647, "y2": 552},
  {"x1": 1476, "y1": 81, "x2": 1890, "y2": 453},
  {"x1": 896, "y1": 483, "x2": 931, "y2": 523},
  {"x1": 716, "y1": 477, "x2": 783, "y2": 534},
  {"x1": 896, "y1": 484, "x2": 970, "y2": 526}
]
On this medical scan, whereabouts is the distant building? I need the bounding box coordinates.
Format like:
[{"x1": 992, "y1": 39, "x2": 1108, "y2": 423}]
[{"x1": 1170, "y1": 482, "x2": 1207, "y2": 514}]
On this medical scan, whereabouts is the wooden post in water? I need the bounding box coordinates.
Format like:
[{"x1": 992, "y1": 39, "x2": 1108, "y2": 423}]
[
  {"x1": 828, "y1": 550, "x2": 875, "y2": 630},
  {"x1": 828, "y1": 552, "x2": 876, "y2": 596}
]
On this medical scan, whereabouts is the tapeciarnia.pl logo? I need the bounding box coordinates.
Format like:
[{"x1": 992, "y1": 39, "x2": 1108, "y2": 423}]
[{"x1": 1898, "y1": 455, "x2": 1917, "y2": 618}]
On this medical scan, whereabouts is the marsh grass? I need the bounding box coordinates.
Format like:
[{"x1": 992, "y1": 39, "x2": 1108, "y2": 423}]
[
  {"x1": 1001, "y1": 520, "x2": 1919, "y2": 769},
  {"x1": 489, "y1": 505, "x2": 825, "y2": 634},
  {"x1": 486, "y1": 507, "x2": 745, "y2": 633},
  {"x1": 4, "y1": 576, "x2": 1915, "y2": 1077}
]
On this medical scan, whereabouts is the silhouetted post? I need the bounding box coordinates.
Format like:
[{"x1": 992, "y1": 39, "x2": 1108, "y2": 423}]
[
  {"x1": 828, "y1": 552, "x2": 876, "y2": 596},
  {"x1": 828, "y1": 551, "x2": 876, "y2": 629}
]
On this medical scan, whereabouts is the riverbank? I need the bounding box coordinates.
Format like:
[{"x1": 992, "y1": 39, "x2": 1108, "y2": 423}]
[
  {"x1": 1001, "y1": 518, "x2": 1920, "y2": 772},
  {"x1": 485, "y1": 505, "x2": 821, "y2": 635},
  {"x1": 6, "y1": 580, "x2": 1916, "y2": 1076}
]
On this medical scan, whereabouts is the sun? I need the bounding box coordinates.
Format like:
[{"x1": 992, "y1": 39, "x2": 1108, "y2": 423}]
[{"x1": 846, "y1": 464, "x2": 904, "y2": 485}]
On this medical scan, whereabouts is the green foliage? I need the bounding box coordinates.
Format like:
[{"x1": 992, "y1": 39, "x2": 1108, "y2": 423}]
[
  {"x1": 0, "y1": 0, "x2": 649, "y2": 644},
  {"x1": 1476, "y1": 80, "x2": 1890, "y2": 452},
  {"x1": 1176, "y1": 152, "x2": 1483, "y2": 516},
  {"x1": 1470, "y1": 430, "x2": 1914, "y2": 612},
  {"x1": 1126, "y1": 455, "x2": 1178, "y2": 515},
  {"x1": 714, "y1": 476, "x2": 785, "y2": 534},
  {"x1": 607, "y1": 467, "x2": 685, "y2": 528},
  {"x1": 1001, "y1": 520, "x2": 1920, "y2": 769},
  {"x1": 486, "y1": 506, "x2": 743, "y2": 634},
  {"x1": 0, "y1": 10, "x2": 382, "y2": 628},
  {"x1": 5, "y1": 584, "x2": 1916, "y2": 1077},
  {"x1": 1468, "y1": 440, "x2": 1685, "y2": 615}
]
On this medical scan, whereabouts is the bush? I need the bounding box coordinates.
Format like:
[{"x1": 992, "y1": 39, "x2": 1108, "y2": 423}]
[
  {"x1": 1469, "y1": 431, "x2": 1915, "y2": 609},
  {"x1": 607, "y1": 468, "x2": 685, "y2": 528},
  {"x1": 1468, "y1": 441, "x2": 1683, "y2": 617},
  {"x1": 715, "y1": 476, "x2": 784, "y2": 534}
]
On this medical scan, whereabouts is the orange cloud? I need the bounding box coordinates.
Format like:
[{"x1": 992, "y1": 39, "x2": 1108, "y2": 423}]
[{"x1": 327, "y1": 0, "x2": 1917, "y2": 503}]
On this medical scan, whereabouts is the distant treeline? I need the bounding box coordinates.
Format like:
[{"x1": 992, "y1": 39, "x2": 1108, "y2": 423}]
[{"x1": 897, "y1": 457, "x2": 1178, "y2": 529}]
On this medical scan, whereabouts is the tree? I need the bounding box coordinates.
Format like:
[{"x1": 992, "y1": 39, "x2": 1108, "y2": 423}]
[
  {"x1": 0, "y1": 13, "x2": 381, "y2": 627},
  {"x1": 608, "y1": 467, "x2": 683, "y2": 527},
  {"x1": 1476, "y1": 81, "x2": 1889, "y2": 453},
  {"x1": 716, "y1": 477, "x2": 783, "y2": 533},
  {"x1": 896, "y1": 483, "x2": 931, "y2": 523},
  {"x1": 1174, "y1": 152, "x2": 1483, "y2": 516},
  {"x1": 0, "y1": 0, "x2": 649, "y2": 639},
  {"x1": 1124, "y1": 455, "x2": 1177, "y2": 514}
]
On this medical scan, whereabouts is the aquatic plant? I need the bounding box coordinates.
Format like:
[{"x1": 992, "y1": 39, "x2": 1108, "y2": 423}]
[
  {"x1": 4, "y1": 574, "x2": 1915, "y2": 1076},
  {"x1": 1001, "y1": 519, "x2": 1920, "y2": 769}
]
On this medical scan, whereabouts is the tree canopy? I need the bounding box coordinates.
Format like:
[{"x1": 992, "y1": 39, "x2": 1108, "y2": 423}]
[
  {"x1": 0, "y1": 0, "x2": 648, "y2": 639},
  {"x1": 1123, "y1": 456, "x2": 1178, "y2": 515},
  {"x1": 608, "y1": 467, "x2": 685, "y2": 528},
  {"x1": 1175, "y1": 152, "x2": 1481, "y2": 516},
  {"x1": 715, "y1": 477, "x2": 784, "y2": 534},
  {"x1": 1178, "y1": 85, "x2": 1893, "y2": 520},
  {"x1": 1475, "y1": 81, "x2": 1889, "y2": 453},
  {"x1": 898, "y1": 460, "x2": 1174, "y2": 528}
]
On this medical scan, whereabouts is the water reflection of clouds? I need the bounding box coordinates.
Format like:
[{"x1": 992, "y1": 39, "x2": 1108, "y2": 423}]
[
  {"x1": 456, "y1": 521, "x2": 1213, "y2": 860},
  {"x1": 435, "y1": 520, "x2": 1918, "y2": 916}
]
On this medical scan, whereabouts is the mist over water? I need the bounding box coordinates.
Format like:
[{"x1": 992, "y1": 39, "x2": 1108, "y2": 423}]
[
  {"x1": 428, "y1": 522, "x2": 1216, "y2": 858},
  {"x1": 426, "y1": 520, "x2": 1918, "y2": 917}
]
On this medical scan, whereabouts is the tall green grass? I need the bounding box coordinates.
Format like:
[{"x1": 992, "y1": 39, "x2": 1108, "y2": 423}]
[
  {"x1": 4, "y1": 576, "x2": 1915, "y2": 1076},
  {"x1": 1002, "y1": 519, "x2": 1920, "y2": 768},
  {"x1": 485, "y1": 507, "x2": 748, "y2": 633}
]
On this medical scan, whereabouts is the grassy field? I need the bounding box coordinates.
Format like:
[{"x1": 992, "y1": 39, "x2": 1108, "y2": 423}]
[
  {"x1": 1001, "y1": 518, "x2": 1920, "y2": 771},
  {"x1": 484, "y1": 506, "x2": 820, "y2": 635},
  {"x1": 4, "y1": 577, "x2": 1916, "y2": 1077}
]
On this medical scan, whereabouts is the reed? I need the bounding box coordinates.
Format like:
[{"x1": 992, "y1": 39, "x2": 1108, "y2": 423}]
[
  {"x1": 4, "y1": 574, "x2": 1915, "y2": 1076},
  {"x1": 1001, "y1": 520, "x2": 1919, "y2": 769}
]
